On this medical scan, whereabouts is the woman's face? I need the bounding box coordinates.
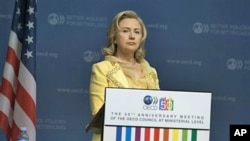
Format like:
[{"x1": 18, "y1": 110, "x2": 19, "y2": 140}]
[{"x1": 115, "y1": 18, "x2": 142, "y2": 55}]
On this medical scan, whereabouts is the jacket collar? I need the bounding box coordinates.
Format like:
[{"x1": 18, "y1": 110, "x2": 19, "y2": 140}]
[{"x1": 106, "y1": 62, "x2": 129, "y2": 88}]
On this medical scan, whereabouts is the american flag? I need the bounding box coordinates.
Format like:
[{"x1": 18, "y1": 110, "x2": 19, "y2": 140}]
[{"x1": 0, "y1": 0, "x2": 37, "y2": 141}]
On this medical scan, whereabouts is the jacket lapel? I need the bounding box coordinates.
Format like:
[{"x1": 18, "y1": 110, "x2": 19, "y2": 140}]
[{"x1": 106, "y1": 63, "x2": 129, "y2": 88}]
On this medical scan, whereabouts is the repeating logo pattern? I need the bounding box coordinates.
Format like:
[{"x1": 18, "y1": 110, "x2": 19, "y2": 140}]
[
  {"x1": 47, "y1": 13, "x2": 108, "y2": 28},
  {"x1": 82, "y1": 50, "x2": 100, "y2": 63},
  {"x1": 226, "y1": 58, "x2": 250, "y2": 71},
  {"x1": 193, "y1": 22, "x2": 250, "y2": 36}
]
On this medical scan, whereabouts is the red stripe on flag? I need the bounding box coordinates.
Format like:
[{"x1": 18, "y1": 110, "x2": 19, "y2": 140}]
[
  {"x1": 6, "y1": 46, "x2": 20, "y2": 76},
  {"x1": 10, "y1": 121, "x2": 19, "y2": 141},
  {"x1": 0, "y1": 111, "x2": 11, "y2": 139},
  {"x1": 1, "y1": 78, "x2": 16, "y2": 108},
  {"x1": 16, "y1": 81, "x2": 36, "y2": 125}
]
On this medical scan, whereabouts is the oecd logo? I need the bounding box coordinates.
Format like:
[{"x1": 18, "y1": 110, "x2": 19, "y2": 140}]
[
  {"x1": 143, "y1": 95, "x2": 158, "y2": 110},
  {"x1": 48, "y1": 13, "x2": 65, "y2": 25},
  {"x1": 226, "y1": 58, "x2": 243, "y2": 70},
  {"x1": 82, "y1": 50, "x2": 100, "y2": 63},
  {"x1": 193, "y1": 22, "x2": 209, "y2": 34}
]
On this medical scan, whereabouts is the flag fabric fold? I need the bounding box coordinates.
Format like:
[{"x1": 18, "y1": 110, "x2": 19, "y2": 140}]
[{"x1": 0, "y1": 0, "x2": 37, "y2": 140}]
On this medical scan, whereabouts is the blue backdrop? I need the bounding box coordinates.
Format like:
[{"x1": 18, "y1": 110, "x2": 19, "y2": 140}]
[{"x1": 1, "y1": 0, "x2": 250, "y2": 141}]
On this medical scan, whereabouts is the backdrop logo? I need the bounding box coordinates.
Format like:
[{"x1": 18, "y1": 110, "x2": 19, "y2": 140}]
[
  {"x1": 159, "y1": 97, "x2": 174, "y2": 111},
  {"x1": 226, "y1": 58, "x2": 243, "y2": 70},
  {"x1": 48, "y1": 13, "x2": 65, "y2": 25},
  {"x1": 193, "y1": 22, "x2": 250, "y2": 36},
  {"x1": 193, "y1": 22, "x2": 209, "y2": 34},
  {"x1": 226, "y1": 58, "x2": 250, "y2": 71},
  {"x1": 48, "y1": 13, "x2": 108, "y2": 28},
  {"x1": 143, "y1": 95, "x2": 158, "y2": 110},
  {"x1": 82, "y1": 50, "x2": 100, "y2": 62}
]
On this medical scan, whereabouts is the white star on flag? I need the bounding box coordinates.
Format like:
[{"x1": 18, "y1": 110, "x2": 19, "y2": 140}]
[
  {"x1": 27, "y1": 6, "x2": 35, "y2": 15},
  {"x1": 16, "y1": 8, "x2": 21, "y2": 15},
  {"x1": 18, "y1": 23, "x2": 22, "y2": 30},
  {"x1": 24, "y1": 50, "x2": 33, "y2": 59},
  {"x1": 25, "y1": 35, "x2": 33, "y2": 44},
  {"x1": 26, "y1": 21, "x2": 34, "y2": 29}
]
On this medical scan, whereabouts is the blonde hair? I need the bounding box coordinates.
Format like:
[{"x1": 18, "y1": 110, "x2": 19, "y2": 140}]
[{"x1": 102, "y1": 10, "x2": 147, "y2": 63}]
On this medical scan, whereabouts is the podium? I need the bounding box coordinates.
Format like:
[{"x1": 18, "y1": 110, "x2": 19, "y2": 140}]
[{"x1": 86, "y1": 88, "x2": 212, "y2": 141}]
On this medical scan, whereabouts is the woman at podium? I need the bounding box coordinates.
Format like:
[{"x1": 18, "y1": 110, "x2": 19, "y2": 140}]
[{"x1": 89, "y1": 10, "x2": 160, "y2": 141}]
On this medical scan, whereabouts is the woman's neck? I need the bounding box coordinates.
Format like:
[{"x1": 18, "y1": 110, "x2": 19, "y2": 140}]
[{"x1": 115, "y1": 54, "x2": 135, "y2": 64}]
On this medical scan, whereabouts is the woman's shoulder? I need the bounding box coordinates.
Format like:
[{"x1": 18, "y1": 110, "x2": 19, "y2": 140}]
[
  {"x1": 91, "y1": 60, "x2": 114, "y2": 70},
  {"x1": 141, "y1": 59, "x2": 157, "y2": 72},
  {"x1": 93, "y1": 60, "x2": 110, "y2": 66},
  {"x1": 141, "y1": 59, "x2": 154, "y2": 68}
]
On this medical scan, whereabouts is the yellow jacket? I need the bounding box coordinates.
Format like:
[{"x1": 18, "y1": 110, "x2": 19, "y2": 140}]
[{"x1": 89, "y1": 58, "x2": 160, "y2": 141}]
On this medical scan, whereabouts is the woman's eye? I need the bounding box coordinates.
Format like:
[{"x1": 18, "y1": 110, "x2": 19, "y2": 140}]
[{"x1": 135, "y1": 31, "x2": 140, "y2": 34}]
